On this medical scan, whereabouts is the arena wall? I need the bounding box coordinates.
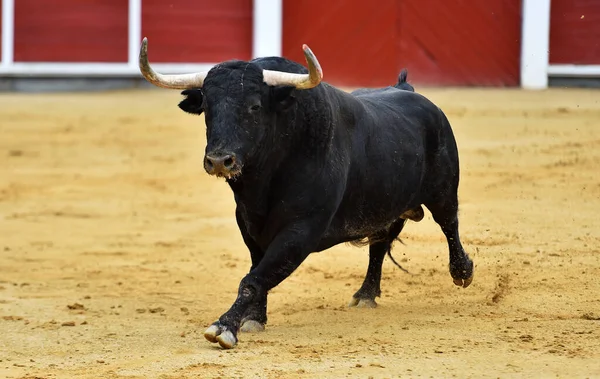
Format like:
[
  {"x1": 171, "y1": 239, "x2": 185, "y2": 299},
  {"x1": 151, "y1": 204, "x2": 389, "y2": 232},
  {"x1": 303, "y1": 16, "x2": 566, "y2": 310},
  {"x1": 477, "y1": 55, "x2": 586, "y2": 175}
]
[{"x1": 0, "y1": 0, "x2": 598, "y2": 90}]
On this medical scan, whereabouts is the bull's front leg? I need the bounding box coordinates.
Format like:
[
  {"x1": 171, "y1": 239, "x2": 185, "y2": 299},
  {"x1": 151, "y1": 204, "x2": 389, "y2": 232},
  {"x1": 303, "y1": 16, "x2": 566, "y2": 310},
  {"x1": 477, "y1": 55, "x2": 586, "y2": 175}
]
[
  {"x1": 237, "y1": 243, "x2": 269, "y2": 333},
  {"x1": 238, "y1": 255, "x2": 269, "y2": 333},
  {"x1": 204, "y1": 219, "x2": 324, "y2": 349},
  {"x1": 235, "y1": 210, "x2": 268, "y2": 333}
]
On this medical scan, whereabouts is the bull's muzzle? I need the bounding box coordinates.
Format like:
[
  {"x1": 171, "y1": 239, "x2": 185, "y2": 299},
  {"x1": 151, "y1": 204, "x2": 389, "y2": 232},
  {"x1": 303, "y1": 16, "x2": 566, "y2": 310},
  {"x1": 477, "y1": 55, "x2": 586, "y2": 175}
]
[{"x1": 204, "y1": 152, "x2": 239, "y2": 178}]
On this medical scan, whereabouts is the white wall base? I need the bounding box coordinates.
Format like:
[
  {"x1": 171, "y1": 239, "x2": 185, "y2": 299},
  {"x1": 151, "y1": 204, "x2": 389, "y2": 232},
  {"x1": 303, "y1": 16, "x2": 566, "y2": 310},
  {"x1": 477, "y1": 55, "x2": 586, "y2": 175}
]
[
  {"x1": 0, "y1": 63, "x2": 217, "y2": 77},
  {"x1": 548, "y1": 65, "x2": 600, "y2": 77}
]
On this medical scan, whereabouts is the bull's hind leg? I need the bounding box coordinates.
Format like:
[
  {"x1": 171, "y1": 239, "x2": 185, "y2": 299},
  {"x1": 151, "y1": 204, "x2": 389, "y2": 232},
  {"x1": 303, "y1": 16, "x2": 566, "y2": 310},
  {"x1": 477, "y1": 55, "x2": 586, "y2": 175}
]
[
  {"x1": 348, "y1": 240, "x2": 387, "y2": 308},
  {"x1": 425, "y1": 197, "x2": 474, "y2": 288},
  {"x1": 349, "y1": 219, "x2": 406, "y2": 308}
]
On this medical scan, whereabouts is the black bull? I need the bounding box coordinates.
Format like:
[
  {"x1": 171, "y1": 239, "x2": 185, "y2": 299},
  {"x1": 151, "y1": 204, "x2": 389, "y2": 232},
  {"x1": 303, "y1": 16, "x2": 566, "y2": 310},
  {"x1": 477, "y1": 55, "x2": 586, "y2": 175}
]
[{"x1": 139, "y1": 40, "x2": 473, "y2": 349}]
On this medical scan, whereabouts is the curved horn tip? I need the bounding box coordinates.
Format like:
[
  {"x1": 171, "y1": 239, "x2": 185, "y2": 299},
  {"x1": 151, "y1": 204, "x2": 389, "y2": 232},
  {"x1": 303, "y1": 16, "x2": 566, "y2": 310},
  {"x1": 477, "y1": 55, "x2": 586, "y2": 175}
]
[
  {"x1": 302, "y1": 44, "x2": 312, "y2": 54},
  {"x1": 139, "y1": 39, "x2": 148, "y2": 60},
  {"x1": 301, "y1": 44, "x2": 323, "y2": 80}
]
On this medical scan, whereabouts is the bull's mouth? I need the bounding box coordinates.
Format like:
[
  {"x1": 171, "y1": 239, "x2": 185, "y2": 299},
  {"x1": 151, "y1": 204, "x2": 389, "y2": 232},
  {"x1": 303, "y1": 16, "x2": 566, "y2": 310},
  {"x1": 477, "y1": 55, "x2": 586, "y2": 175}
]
[{"x1": 213, "y1": 167, "x2": 243, "y2": 180}]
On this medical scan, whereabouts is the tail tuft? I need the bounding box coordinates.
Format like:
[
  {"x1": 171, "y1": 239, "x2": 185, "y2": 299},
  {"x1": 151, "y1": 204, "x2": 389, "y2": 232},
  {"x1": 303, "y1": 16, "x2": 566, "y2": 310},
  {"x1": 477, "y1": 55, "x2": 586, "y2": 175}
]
[
  {"x1": 395, "y1": 69, "x2": 415, "y2": 92},
  {"x1": 398, "y1": 68, "x2": 409, "y2": 84}
]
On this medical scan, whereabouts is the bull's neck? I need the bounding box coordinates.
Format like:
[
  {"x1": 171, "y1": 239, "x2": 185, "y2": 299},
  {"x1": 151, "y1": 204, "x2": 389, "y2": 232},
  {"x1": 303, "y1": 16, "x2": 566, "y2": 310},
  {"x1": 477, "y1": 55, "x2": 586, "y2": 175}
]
[
  {"x1": 226, "y1": 83, "x2": 360, "y2": 208},
  {"x1": 225, "y1": 131, "x2": 289, "y2": 207},
  {"x1": 294, "y1": 83, "x2": 360, "y2": 151}
]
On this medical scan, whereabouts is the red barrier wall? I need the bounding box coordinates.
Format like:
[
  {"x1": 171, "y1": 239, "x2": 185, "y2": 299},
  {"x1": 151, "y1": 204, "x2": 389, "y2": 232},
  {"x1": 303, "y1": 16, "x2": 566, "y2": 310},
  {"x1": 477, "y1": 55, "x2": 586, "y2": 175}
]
[
  {"x1": 14, "y1": 0, "x2": 128, "y2": 62},
  {"x1": 11, "y1": 0, "x2": 252, "y2": 64},
  {"x1": 141, "y1": 0, "x2": 252, "y2": 63},
  {"x1": 7, "y1": 0, "x2": 600, "y2": 85},
  {"x1": 283, "y1": 0, "x2": 522, "y2": 87},
  {"x1": 550, "y1": 0, "x2": 600, "y2": 64}
]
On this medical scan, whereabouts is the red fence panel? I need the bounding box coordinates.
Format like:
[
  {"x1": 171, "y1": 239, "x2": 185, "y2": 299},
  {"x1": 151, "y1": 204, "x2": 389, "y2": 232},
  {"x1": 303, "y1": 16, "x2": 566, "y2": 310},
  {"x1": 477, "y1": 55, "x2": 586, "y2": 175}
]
[
  {"x1": 550, "y1": 0, "x2": 600, "y2": 64},
  {"x1": 141, "y1": 0, "x2": 252, "y2": 63},
  {"x1": 14, "y1": 0, "x2": 128, "y2": 63},
  {"x1": 283, "y1": 0, "x2": 400, "y2": 87},
  {"x1": 283, "y1": 0, "x2": 522, "y2": 87},
  {"x1": 398, "y1": 0, "x2": 522, "y2": 86}
]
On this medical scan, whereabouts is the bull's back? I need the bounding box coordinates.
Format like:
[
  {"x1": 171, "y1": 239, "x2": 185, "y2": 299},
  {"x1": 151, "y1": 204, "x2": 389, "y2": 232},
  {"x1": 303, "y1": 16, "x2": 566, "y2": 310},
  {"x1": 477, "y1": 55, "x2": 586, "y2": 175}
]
[{"x1": 351, "y1": 88, "x2": 441, "y2": 180}]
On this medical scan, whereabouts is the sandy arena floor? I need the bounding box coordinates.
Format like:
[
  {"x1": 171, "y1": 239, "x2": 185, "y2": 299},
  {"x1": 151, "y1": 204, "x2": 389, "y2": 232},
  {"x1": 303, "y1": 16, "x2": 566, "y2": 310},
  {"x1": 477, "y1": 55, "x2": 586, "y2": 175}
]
[{"x1": 1, "y1": 87, "x2": 599, "y2": 379}]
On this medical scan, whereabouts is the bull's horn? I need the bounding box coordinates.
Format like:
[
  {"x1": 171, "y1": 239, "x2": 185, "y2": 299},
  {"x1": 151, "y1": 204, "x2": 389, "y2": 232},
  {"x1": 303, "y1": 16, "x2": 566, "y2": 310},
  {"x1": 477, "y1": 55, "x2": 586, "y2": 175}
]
[
  {"x1": 139, "y1": 37, "x2": 208, "y2": 89},
  {"x1": 262, "y1": 44, "x2": 323, "y2": 89}
]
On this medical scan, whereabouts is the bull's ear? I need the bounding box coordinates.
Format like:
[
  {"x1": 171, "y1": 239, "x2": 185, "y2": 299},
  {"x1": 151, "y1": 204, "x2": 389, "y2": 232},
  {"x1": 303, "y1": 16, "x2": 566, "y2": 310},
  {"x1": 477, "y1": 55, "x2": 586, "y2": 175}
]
[
  {"x1": 272, "y1": 86, "x2": 296, "y2": 112},
  {"x1": 178, "y1": 89, "x2": 204, "y2": 115}
]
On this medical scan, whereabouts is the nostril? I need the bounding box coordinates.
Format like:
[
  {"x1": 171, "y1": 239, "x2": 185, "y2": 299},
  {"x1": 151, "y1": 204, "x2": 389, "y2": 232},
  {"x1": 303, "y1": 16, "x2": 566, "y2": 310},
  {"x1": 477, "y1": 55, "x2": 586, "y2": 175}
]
[
  {"x1": 204, "y1": 157, "x2": 214, "y2": 170},
  {"x1": 223, "y1": 156, "x2": 235, "y2": 169}
]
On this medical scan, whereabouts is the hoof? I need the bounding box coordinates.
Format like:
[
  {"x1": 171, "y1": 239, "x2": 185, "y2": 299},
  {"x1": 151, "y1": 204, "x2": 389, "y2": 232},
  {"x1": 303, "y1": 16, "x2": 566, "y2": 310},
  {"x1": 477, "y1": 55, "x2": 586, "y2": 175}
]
[
  {"x1": 204, "y1": 323, "x2": 238, "y2": 349},
  {"x1": 450, "y1": 257, "x2": 474, "y2": 288},
  {"x1": 348, "y1": 297, "x2": 378, "y2": 308},
  {"x1": 240, "y1": 319, "x2": 265, "y2": 333},
  {"x1": 216, "y1": 330, "x2": 237, "y2": 349},
  {"x1": 453, "y1": 273, "x2": 474, "y2": 288},
  {"x1": 204, "y1": 324, "x2": 220, "y2": 343}
]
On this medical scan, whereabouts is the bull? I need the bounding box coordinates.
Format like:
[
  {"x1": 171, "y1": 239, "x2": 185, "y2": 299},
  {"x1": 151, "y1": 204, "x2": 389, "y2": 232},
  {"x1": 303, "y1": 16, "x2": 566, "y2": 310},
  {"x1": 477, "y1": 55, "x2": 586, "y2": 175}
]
[{"x1": 138, "y1": 38, "x2": 474, "y2": 349}]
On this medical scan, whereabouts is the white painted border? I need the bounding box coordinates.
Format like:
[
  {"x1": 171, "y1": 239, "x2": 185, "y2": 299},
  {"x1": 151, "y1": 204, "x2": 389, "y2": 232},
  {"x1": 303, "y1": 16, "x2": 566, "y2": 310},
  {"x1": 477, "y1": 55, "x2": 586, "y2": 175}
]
[
  {"x1": 252, "y1": 0, "x2": 282, "y2": 58},
  {"x1": 1, "y1": 0, "x2": 15, "y2": 68},
  {"x1": 0, "y1": 62, "x2": 217, "y2": 77},
  {"x1": 548, "y1": 64, "x2": 600, "y2": 77},
  {"x1": 520, "y1": 0, "x2": 551, "y2": 89},
  {"x1": 128, "y1": 0, "x2": 142, "y2": 69}
]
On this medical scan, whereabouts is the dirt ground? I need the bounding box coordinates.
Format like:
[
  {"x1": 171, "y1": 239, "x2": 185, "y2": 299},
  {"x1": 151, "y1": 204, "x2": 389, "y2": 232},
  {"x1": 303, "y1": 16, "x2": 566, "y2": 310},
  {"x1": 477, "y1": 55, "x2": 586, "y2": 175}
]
[{"x1": 1, "y1": 87, "x2": 599, "y2": 379}]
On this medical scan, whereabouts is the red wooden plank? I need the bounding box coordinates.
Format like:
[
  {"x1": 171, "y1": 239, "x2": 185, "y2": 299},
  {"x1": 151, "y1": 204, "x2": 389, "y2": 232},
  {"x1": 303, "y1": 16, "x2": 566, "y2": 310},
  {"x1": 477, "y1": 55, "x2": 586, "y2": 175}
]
[
  {"x1": 399, "y1": 0, "x2": 522, "y2": 86},
  {"x1": 14, "y1": 0, "x2": 128, "y2": 63},
  {"x1": 283, "y1": 0, "x2": 400, "y2": 87},
  {"x1": 141, "y1": 0, "x2": 252, "y2": 63},
  {"x1": 550, "y1": 0, "x2": 600, "y2": 64},
  {"x1": 283, "y1": 0, "x2": 521, "y2": 87}
]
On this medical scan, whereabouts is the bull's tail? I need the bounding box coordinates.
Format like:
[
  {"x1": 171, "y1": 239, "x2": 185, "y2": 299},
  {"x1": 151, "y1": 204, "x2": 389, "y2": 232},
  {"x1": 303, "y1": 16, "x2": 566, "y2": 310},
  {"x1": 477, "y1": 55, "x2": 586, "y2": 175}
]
[
  {"x1": 394, "y1": 68, "x2": 415, "y2": 92},
  {"x1": 387, "y1": 242, "x2": 412, "y2": 274},
  {"x1": 388, "y1": 219, "x2": 413, "y2": 275}
]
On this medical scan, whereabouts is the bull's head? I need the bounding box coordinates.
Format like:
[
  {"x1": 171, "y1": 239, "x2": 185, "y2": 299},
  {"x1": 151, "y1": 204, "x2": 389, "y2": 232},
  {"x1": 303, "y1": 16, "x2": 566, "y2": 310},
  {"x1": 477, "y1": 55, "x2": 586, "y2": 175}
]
[{"x1": 139, "y1": 38, "x2": 323, "y2": 179}]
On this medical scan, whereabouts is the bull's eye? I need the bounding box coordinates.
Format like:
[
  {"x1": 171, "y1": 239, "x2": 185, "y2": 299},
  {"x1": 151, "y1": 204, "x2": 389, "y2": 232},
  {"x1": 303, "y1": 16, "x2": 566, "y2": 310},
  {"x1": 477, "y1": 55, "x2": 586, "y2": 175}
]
[{"x1": 249, "y1": 104, "x2": 261, "y2": 113}]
